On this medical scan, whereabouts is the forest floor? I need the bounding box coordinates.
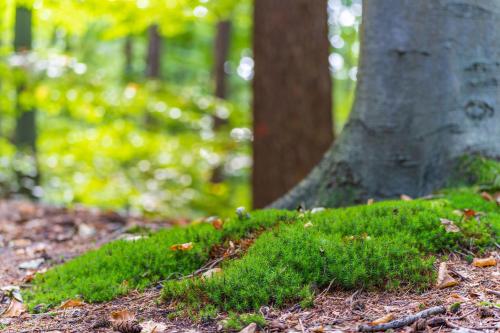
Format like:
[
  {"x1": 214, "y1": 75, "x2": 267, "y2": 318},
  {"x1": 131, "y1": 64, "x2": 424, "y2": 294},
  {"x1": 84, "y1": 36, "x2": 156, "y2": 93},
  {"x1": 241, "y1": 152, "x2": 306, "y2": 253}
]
[{"x1": 0, "y1": 200, "x2": 498, "y2": 333}]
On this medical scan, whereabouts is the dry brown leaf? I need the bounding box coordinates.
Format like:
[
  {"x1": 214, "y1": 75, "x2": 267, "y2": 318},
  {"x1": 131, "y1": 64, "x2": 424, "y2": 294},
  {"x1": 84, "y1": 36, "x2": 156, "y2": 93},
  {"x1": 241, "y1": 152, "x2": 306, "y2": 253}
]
[
  {"x1": 211, "y1": 218, "x2": 224, "y2": 230},
  {"x1": 472, "y1": 257, "x2": 497, "y2": 267},
  {"x1": 367, "y1": 198, "x2": 374, "y2": 205},
  {"x1": 370, "y1": 313, "x2": 394, "y2": 326},
  {"x1": 110, "y1": 309, "x2": 135, "y2": 322},
  {"x1": 436, "y1": 262, "x2": 459, "y2": 289},
  {"x1": 59, "y1": 299, "x2": 84, "y2": 309},
  {"x1": 400, "y1": 194, "x2": 413, "y2": 201},
  {"x1": 439, "y1": 218, "x2": 460, "y2": 233},
  {"x1": 463, "y1": 209, "x2": 476, "y2": 219},
  {"x1": 239, "y1": 323, "x2": 257, "y2": 333},
  {"x1": 311, "y1": 326, "x2": 325, "y2": 333},
  {"x1": 481, "y1": 191, "x2": 494, "y2": 202},
  {"x1": 169, "y1": 242, "x2": 193, "y2": 251},
  {"x1": 1, "y1": 299, "x2": 26, "y2": 317}
]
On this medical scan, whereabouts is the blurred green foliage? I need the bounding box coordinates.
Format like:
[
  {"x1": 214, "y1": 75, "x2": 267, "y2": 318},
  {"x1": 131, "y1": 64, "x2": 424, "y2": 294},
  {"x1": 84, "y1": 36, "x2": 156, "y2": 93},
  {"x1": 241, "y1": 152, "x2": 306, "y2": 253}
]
[{"x1": 0, "y1": 0, "x2": 361, "y2": 217}]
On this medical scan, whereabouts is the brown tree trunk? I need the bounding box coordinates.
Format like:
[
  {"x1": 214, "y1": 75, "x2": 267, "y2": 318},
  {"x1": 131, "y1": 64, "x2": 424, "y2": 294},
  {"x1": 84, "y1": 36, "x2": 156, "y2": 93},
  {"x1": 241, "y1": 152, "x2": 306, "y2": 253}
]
[
  {"x1": 214, "y1": 20, "x2": 232, "y2": 99},
  {"x1": 124, "y1": 35, "x2": 133, "y2": 80},
  {"x1": 146, "y1": 24, "x2": 161, "y2": 79},
  {"x1": 272, "y1": 0, "x2": 500, "y2": 209},
  {"x1": 210, "y1": 20, "x2": 232, "y2": 182},
  {"x1": 252, "y1": 0, "x2": 334, "y2": 208}
]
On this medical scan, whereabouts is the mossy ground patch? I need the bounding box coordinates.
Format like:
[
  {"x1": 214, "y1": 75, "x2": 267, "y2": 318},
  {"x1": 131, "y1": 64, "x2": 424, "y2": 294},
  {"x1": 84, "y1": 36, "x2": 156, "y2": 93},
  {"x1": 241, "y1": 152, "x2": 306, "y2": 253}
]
[{"x1": 25, "y1": 187, "x2": 498, "y2": 313}]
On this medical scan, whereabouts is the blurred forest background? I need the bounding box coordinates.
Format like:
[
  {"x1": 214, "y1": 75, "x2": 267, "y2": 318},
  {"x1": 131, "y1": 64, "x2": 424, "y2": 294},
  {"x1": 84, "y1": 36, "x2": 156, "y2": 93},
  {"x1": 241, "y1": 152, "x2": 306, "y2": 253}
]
[{"x1": 0, "y1": 0, "x2": 361, "y2": 218}]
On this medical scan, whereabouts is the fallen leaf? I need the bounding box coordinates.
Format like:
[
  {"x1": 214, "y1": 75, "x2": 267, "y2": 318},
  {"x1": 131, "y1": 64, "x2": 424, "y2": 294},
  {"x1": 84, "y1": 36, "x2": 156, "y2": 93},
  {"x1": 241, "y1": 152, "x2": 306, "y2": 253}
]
[
  {"x1": 141, "y1": 320, "x2": 167, "y2": 333},
  {"x1": 170, "y1": 242, "x2": 193, "y2": 251},
  {"x1": 463, "y1": 209, "x2": 476, "y2": 218},
  {"x1": 211, "y1": 218, "x2": 223, "y2": 230},
  {"x1": 480, "y1": 191, "x2": 493, "y2": 202},
  {"x1": 439, "y1": 218, "x2": 460, "y2": 233},
  {"x1": 436, "y1": 262, "x2": 459, "y2": 289},
  {"x1": 202, "y1": 268, "x2": 222, "y2": 279},
  {"x1": 239, "y1": 323, "x2": 257, "y2": 333},
  {"x1": 370, "y1": 313, "x2": 394, "y2": 326},
  {"x1": 1, "y1": 299, "x2": 26, "y2": 317},
  {"x1": 472, "y1": 257, "x2": 497, "y2": 267},
  {"x1": 367, "y1": 198, "x2": 374, "y2": 205},
  {"x1": 110, "y1": 309, "x2": 135, "y2": 322},
  {"x1": 59, "y1": 299, "x2": 84, "y2": 309},
  {"x1": 78, "y1": 223, "x2": 96, "y2": 238},
  {"x1": 400, "y1": 194, "x2": 412, "y2": 201},
  {"x1": 304, "y1": 222, "x2": 313, "y2": 228}
]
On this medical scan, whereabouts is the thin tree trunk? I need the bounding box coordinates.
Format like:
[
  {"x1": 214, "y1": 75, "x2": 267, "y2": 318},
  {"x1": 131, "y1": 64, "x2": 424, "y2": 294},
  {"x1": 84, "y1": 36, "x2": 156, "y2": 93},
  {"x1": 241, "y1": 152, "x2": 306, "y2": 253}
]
[
  {"x1": 146, "y1": 24, "x2": 161, "y2": 79},
  {"x1": 124, "y1": 35, "x2": 133, "y2": 80},
  {"x1": 210, "y1": 20, "x2": 233, "y2": 183},
  {"x1": 252, "y1": 0, "x2": 334, "y2": 208},
  {"x1": 14, "y1": 6, "x2": 39, "y2": 197},
  {"x1": 214, "y1": 20, "x2": 231, "y2": 99},
  {"x1": 272, "y1": 0, "x2": 500, "y2": 209}
]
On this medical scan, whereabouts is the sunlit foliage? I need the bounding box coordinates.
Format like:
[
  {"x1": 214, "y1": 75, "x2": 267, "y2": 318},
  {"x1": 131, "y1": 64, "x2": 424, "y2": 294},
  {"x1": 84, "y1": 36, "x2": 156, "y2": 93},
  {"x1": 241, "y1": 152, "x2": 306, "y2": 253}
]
[{"x1": 0, "y1": 0, "x2": 361, "y2": 216}]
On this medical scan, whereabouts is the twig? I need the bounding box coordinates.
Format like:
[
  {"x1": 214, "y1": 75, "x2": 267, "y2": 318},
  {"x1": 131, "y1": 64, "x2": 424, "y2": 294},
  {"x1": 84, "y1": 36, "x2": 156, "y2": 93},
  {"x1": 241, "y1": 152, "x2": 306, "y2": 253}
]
[
  {"x1": 358, "y1": 306, "x2": 446, "y2": 332},
  {"x1": 316, "y1": 278, "x2": 336, "y2": 299},
  {"x1": 486, "y1": 289, "x2": 500, "y2": 297},
  {"x1": 298, "y1": 318, "x2": 306, "y2": 333}
]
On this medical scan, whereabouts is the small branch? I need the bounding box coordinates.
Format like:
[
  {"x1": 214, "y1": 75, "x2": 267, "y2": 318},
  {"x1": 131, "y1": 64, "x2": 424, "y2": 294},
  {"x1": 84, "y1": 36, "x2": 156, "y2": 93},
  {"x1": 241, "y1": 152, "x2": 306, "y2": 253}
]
[
  {"x1": 358, "y1": 306, "x2": 446, "y2": 332},
  {"x1": 298, "y1": 318, "x2": 306, "y2": 333},
  {"x1": 486, "y1": 289, "x2": 500, "y2": 297}
]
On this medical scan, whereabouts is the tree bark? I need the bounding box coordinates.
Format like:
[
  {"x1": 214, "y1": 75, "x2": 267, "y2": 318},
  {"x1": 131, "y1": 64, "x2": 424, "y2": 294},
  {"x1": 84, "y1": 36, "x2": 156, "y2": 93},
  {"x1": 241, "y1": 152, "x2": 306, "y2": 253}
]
[
  {"x1": 124, "y1": 35, "x2": 133, "y2": 80},
  {"x1": 214, "y1": 20, "x2": 231, "y2": 99},
  {"x1": 272, "y1": 0, "x2": 500, "y2": 209},
  {"x1": 252, "y1": 0, "x2": 334, "y2": 208},
  {"x1": 14, "y1": 6, "x2": 39, "y2": 196},
  {"x1": 146, "y1": 24, "x2": 161, "y2": 79}
]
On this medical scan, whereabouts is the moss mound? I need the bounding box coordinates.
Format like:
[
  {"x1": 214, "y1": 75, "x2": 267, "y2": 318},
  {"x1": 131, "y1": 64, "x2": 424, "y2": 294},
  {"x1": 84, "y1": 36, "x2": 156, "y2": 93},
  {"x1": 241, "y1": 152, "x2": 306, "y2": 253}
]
[
  {"x1": 25, "y1": 189, "x2": 498, "y2": 312},
  {"x1": 162, "y1": 193, "x2": 499, "y2": 312},
  {"x1": 24, "y1": 209, "x2": 297, "y2": 308}
]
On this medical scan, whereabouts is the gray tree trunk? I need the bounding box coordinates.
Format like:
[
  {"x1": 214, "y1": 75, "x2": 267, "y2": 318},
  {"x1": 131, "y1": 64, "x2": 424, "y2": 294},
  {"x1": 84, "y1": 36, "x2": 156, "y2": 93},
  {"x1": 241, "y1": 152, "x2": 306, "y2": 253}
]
[
  {"x1": 272, "y1": 0, "x2": 500, "y2": 209},
  {"x1": 14, "y1": 6, "x2": 36, "y2": 152},
  {"x1": 14, "y1": 6, "x2": 39, "y2": 197},
  {"x1": 146, "y1": 24, "x2": 161, "y2": 79}
]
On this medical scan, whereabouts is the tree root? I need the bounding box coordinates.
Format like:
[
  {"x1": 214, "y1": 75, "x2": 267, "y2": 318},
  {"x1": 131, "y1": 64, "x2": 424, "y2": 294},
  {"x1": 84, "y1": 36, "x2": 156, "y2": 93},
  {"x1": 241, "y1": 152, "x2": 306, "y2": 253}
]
[{"x1": 358, "y1": 305, "x2": 446, "y2": 332}]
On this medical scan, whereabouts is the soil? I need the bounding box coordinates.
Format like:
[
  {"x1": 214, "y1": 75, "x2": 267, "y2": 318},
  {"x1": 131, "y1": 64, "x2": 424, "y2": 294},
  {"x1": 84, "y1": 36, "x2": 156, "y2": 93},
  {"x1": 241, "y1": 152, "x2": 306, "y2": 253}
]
[{"x1": 0, "y1": 200, "x2": 498, "y2": 333}]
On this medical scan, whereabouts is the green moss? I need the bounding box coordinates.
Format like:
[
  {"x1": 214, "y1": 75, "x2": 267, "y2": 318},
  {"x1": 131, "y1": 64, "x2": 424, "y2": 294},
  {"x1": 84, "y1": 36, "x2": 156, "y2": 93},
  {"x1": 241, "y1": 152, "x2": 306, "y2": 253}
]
[
  {"x1": 25, "y1": 184, "x2": 499, "y2": 314},
  {"x1": 162, "y1": 198, "x2": 498, "y2": 312},
  {"x1": 451, "y1": 156, "x2": 500, "y2": 188},
  {"x1": 24, "y1": 209, "x2": 297, "y2": 309},
  {"x1": 223, "y1": 313, "x2": 266, "y2": 331}
]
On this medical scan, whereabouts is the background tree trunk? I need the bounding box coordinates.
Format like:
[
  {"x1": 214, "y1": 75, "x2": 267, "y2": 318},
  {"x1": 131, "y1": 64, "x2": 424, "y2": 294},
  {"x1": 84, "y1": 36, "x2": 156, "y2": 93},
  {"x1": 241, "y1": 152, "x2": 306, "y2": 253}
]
[
  {"x1": 272, "y1": 0, "x2": 500, "y2": 209},
  {"x1": 210, "y1": 20, "x2": 232, "y2": 183},
  {"x1": 14, "y1": 6, "x2": 39, "y2": 197},
  {"x1": 252, "y1": 0, "x2": 334, "y2": 208},
  {"x1": 214, "y1": 20, "x2": 231, "y2": 100},
  {"x1": 146, "y1": 24, "x2": 161, "y2": 79},
  {"x1": 124, "y1": 35, "x2": 133, "y2": 80}
]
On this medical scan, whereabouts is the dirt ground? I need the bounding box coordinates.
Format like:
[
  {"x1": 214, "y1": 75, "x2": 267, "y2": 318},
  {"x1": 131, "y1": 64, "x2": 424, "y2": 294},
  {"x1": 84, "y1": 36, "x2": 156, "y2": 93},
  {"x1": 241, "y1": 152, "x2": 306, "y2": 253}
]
[{"x1": 0, "y1": 200, "x2": 498, "y2": 333}]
